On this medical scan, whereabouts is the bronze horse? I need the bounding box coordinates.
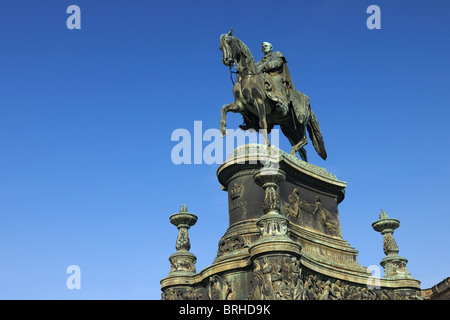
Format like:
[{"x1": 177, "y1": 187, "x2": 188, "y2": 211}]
[{"x1": 219, "y1": 30, "x2": 327, "y2": 162}]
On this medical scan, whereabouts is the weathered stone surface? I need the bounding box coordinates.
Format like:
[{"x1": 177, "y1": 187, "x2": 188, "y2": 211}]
[
  {"x1": 372, "y1": 210, "x2": 414, "y2": 280},
  {"x1": 165, "y1": 205, "x2": 198, "y2": 277},
  {"x1": 422, "y1": 277, "x2": 450, "y2": 300}
]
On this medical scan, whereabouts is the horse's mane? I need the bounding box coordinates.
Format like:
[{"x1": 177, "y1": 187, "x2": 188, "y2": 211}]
[{"x1": 233, "y1": 37, "x2": 256, "y2": 68}]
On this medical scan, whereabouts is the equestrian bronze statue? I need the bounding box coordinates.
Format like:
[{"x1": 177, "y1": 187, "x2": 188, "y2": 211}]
[{"x1": 219, "y1": 29, "x2": 327, "y2": 162}]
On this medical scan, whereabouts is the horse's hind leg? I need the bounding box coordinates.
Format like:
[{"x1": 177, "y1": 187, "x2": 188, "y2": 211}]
[
  {"x1": 220, "y1": 101, "x2": 244, "y2": 137},
  {"x1": 287, "y1": 125, "x2": 308, "y2": 161},
  {"x1": 257, "y1": 105, "x2": 270, "y2": 147},
  {"x1": 252, "y1": 88, "x2": 270, "y2": 147},
  {"x1": 298, "y1": 147, "x2": 307, "y2": 162},
  {"x1": 280, "y1": 125, "x2": 301, "y2": 158},
  {"x1": 290, "y1": 134, "x2": 308, "y2": 157}
]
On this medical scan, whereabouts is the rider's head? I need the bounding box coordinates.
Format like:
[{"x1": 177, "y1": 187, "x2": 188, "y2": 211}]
[{"x1": 261, "y1": 42, "x2": 273, "y2": 54}]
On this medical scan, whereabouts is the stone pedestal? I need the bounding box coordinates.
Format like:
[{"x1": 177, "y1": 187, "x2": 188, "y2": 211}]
[
  {"x1": 372, "y1": 210, "x2": 414, "y2": 280},
  {"x1": 160, "y1": 205, "x2": 198, "y2": 300},
  {"x1": 168, "y1": 204, "x2": 198, "y2": 276},
  {"x1": 161, "y1": 144, "x2": 422, "y2": 300}
]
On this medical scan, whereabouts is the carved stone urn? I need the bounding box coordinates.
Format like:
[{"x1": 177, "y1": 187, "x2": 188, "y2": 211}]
[
  {"x1": 167, "y1": 204, "x2": 198, "y2": 276},
  {"x1": 372, "y1": 210, "x2": 413, "y2": 280}
]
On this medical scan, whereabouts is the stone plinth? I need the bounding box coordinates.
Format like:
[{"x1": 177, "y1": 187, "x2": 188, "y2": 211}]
[{"x1": 161, "y1": 144, "x2": 422, "y2": 300}]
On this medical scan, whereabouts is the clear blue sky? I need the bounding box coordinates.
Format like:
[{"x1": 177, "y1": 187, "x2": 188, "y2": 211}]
[{"x1": 0, "y1": 0, "x2": 449, "y2": 299}]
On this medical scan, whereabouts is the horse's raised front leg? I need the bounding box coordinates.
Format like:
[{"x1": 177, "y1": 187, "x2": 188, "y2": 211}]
[{"x1": 220, "y1": 101, "x2": 244, "y2": 137}]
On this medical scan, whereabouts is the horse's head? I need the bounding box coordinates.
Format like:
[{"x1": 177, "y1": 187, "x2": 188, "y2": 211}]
[{"x1": 220, "y1": 29, "x2": 237, "y2": 67}]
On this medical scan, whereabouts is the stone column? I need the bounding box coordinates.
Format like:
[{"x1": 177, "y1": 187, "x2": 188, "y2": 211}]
[
  {"x1": 253, "y1": 163, "x2": 289, "y2": 237},
  {"x1": 372, "y1": 210, "x2": 413, "y2": 280},
  {"x1": 168, "y1": 204, "x2": 198, "y2": 276},
  {"x1": 249, "y1": 162, "x2": 302, "y2": 300}
]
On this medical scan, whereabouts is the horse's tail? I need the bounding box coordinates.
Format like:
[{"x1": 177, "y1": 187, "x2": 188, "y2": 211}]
[{"x1": 307, "y1": 109, "x2": 327, "y2": 160}]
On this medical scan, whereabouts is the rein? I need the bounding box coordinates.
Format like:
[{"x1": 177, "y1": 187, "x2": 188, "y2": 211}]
[
  {"x1": 229, "y1": 64, "x2": 261, "y2": 85},
  {"x1": 229, "y1": 65, "x2": 236, "y2": 85}
]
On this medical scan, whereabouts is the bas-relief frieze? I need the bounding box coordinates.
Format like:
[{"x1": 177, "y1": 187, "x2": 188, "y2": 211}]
[
  {"x1": 162, "y1": 262, "x2": 423, "y2": 300},
  {"x1": 283, "y1": 187, "x2": 341, "y2": 237},
  {"x1": 217, "y1": 235, "x2": 246, "y2": 257}
]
